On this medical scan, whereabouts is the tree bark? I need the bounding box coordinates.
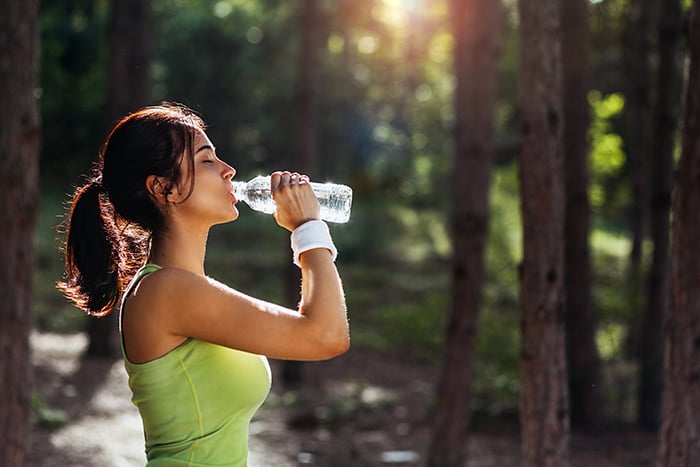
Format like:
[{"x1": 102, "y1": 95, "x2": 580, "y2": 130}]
[
  {"x1": 87, "y1": 0, "x2": 153, "y2": 358},
  {"x1": 517, "y1": 0, "x2": 570, "y2": 465},
  {"x1": 638, "y1": 0, "x2": 684, "y2": 431},
  {"x1": 623, "y1": 0, "x2": 657, "y2": 377},
  {"x1": 562, "y1": 0, "x2": 602, "y2": 432},
  {"x1": 427, "y1": 1, "x2": 502, "y2": 465},
  {"x1": 656, "y1": 2, "x2": 700, "y2": 465},
  {"x1": 293, "y1": 0, "x2": 320, "y2": 177},
  {"x1": 105, "y1": 0, "x2": 152, "y2": 124},
  {"x1": 282, "y1": 0, "x2": 321, "y2": 386},
  {"x1": 624, "y1": 0, "x2": 656, "y2": 272},
  {"x1": 0, "y1": 0, "x2": 41, "y2": 464}
]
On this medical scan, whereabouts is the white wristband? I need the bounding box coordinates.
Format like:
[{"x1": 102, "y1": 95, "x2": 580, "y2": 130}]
[{"x1": 290, "y1": 220, "x2": 337, "y2": 267}]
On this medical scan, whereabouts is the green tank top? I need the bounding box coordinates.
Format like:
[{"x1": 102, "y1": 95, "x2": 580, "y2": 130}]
[{"x1": 120, "y1": 264, "x2": 272, "y2": 466}]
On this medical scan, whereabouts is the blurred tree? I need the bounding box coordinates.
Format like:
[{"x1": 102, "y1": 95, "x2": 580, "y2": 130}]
[
  {"x1": 587, "y1": 0, "x2": 636, "y2": 221},
  {"x1": 292, "y1": 0, "x2": 321, "y2": 176},
  {"x1": 39, "y1": 0, "x2": 108, "y2": 184},
  {"x1": 0, "y1": 0, "x2": 41, "y2": 464},
  {"x1": 624, "y1": 0, "x2": 656, "y2": 274},
  {"x1": 562, "y1": 0, "x2": 602, "y2": 431},
  {"x1": 638, "y1": 0, "x2": 684, "y2": 431},
  {"x1": 656, "y1": 1, "x2": 700, "y2": 463},
  {"x1": 516, "y1": 0, "x2": 570, "y2": 465},
  {"x1": 282, "y1": 0, "x2": 322, "y2": 386},
  {"x1": 623, "y1": 0, "x2": 656, "y2": 367},
  {"x1": 151, "y1": 0, "x2": 297, "y2": 179},
  {"x1": 104, "y1": 0, "x2": 152, "y2": 125},
  {"x1": 427, "y1": 0, "x2": 503, "y2": 465},
  {"x1": 86, "y1": 0, "x2": 154, "y2": 359}
]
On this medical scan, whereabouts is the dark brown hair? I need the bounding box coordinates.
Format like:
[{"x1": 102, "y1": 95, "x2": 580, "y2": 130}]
[{"x1": 58, "y1": 102, "x2": 205, "y2": 316}]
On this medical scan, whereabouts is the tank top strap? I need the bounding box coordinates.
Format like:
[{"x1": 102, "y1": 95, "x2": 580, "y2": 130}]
[{"x1": 118, "y1": 263, "x2": 162, "y2": 333}]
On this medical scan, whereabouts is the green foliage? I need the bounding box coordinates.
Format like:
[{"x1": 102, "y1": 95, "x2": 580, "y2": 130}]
[
  {"x1": 330, "y1": 194, "x2": 448, "y2": 361},
  {"x1": 152, "y1": 0, "x2": 298, "y2": 178},
  {"x1": 471, "y1": 294, "x2": 520, "y2": 416},
  {"x1": 589, "y1": 217, "x2": 644, "y2": 421},
  {"x1": 37, "y1": 0, "x2": 508, "y2": 412},
  {"x1": 588, "y1": 90, "x2": 628, "y2": 214},
  {"x1": 589, "y1": 0, "x2": 628, "y2": 94},
  {"x1": 373, "y1": 292, "x2": 447, "y2": 359},
  {"x1": 32, "y1": 393, "x2": 68, "y2": 429},
  {"x1": 40, "y1": 0, "x2": 110, "y2": 183},
  {"x1": 472, "y1": 163, "x2": 521, "y2": 416},
  {"x1": 34, "y1": 190, "x2": 89, "y2": 332},
  {"x1": 590, "y1": 224, "x2": 638, "y2": 324},
  {"x1": 597, "y1": 323, "x2": 626, "y2": 361},
  {"x1": 35, "y1": 0, "x2": 664, "y2": 424}
]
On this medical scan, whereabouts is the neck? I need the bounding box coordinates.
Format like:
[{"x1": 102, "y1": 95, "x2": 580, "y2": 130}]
[{"x1": 148, "y1": 222, "x2": 209, "y2": 276}]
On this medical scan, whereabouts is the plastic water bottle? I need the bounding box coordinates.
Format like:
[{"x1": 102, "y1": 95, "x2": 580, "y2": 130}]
[{"x1": 232, "y1": 175, "x2": 353, "y2": 223}]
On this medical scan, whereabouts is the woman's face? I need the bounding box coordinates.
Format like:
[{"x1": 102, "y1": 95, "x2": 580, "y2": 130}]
[{"x1": 168, "y1": 129, "x2": 239, "y2": 226}]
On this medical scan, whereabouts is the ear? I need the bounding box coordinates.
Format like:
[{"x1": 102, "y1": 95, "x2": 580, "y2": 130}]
[{"x1": 146, "y1": 175, "x2": 171, "y2": 203}]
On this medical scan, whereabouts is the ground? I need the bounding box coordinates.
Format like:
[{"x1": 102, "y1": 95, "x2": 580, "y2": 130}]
[{"x1": 29, "y1": 331, "x2": 657, "y2": 467}]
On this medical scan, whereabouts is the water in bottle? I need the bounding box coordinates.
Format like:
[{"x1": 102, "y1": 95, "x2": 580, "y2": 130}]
[{"x1": 231, "y1": 175, "x2": 353, "y2": 223}]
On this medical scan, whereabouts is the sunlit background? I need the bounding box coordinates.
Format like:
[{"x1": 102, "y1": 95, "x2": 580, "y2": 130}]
[{"x1": 29, "y1": 0, "x2": 685, "y2": 463}]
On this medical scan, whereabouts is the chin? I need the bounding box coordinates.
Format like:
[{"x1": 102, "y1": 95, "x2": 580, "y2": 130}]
[
  {"x1": 211, "y1": 207, "x2": 239, "y2": 226},
  {"x1": 228, "y1": 206, "x2": 240, "y2": 222}
]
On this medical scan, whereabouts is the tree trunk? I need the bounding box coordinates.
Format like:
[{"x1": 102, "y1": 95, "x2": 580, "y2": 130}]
[
  {"x1": 623, "y1": 0, "x2": 656, "y2": 365},
  {"x1": 105, "y1": 0, "x2": 152, "y2": 124},
  {"x1": 624, "y1": 0, "x2": 656, "y2": 273},
  {"x1": 516, "y1": 0, "x2": 570, "y2": 465},
  {"x1": 638, "y1": 0, "x2": 684, "y2": 431},
  {"x1": 293, "y1": 0, "x2": 320, "y2": 177},
  {"x1": 427, "y1": 1, "x2": 502, "y2": 465},
  {"x1": 282, "y1": 0, "x2": 321, "y2": 386},
  {"x1": 562, "y1": 0, "x2": 602, "y2": 432},
  {"x1": 87, "y1": 0, "x2": 153, "y2": 358},
  {"x1": 0, "y1": 0, "x2": 41, "y2": 464},
  {"x1": 656, "y1": 2, "x2": 700, "y2": 465}
]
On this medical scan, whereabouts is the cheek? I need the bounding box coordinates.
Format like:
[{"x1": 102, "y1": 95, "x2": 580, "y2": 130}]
[{"x1": 168, "y1": 184, "x2": 192, "y2": 204}]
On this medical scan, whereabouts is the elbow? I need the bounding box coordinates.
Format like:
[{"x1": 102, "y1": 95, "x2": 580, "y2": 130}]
[
  {"x1": 317, "y1": 327, "x2": 350, "y2": 359},
  {"x1": 333, "y1": 333, "x2": 351, "y2": 357},
  {"x1": 300, "y1": 302, "x2": 350, "y2": 359},
  {"x1": 323, "y1": 339, "x2": 350, "y2": 360},
  {"x1": 316, "y1": 325, "x2": 350, "y2": 360}
]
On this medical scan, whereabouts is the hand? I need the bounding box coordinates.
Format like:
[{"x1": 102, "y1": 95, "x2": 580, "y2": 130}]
[{"x1": 270, "y1": 171, "x2": 320, "y2": 231}]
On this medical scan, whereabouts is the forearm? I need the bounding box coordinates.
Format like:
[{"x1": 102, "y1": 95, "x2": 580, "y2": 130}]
[{"x1": 298, "y1": 249, "x2": 349, "y2": 354}]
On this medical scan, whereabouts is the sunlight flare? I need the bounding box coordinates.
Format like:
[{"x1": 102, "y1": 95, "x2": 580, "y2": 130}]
[{"x1": 378, "y1": 0, "x2": 420, "y2": 29}]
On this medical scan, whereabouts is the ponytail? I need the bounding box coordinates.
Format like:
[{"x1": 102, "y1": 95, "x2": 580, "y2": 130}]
[
  {"x1": 58, "y1": 180, "x2": 124, "y2": 316},
  {"x1": 58, "y1": 102, "x2": 206, "y2": 316}
]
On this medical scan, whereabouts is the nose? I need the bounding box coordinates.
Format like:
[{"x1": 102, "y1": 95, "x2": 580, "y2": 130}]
[{"x1": 222, "y1": 161, "x2": 235, "y2": 180}]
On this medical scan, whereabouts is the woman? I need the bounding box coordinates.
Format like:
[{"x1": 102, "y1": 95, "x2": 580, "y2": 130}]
[{"x1": 58, "y1": 103, "x2": 349, "y2": 466}]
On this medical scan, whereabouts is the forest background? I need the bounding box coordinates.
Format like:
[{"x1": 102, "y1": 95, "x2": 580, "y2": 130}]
[{"x1": 3, "y1": 0, "x2": 698, "y2": 465}]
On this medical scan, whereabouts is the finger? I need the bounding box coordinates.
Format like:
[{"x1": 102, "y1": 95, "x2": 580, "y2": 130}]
[
  {"x1": 270, "y1": 171, "x2": 283, "y2": 190},
  {"x1": 278, "y1": 172, "x2": 291, "y2": 189}
]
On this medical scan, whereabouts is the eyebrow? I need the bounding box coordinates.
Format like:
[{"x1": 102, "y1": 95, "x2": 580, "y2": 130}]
[{"x1": 196, "y1": 144, "x2": 215, "y2": 154}]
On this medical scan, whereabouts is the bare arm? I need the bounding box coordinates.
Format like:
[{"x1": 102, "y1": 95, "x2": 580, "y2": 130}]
[
  {"x1": 132, "y1": 265, "x2": 348, "y2": 361},
  {"x1": 125, "y1": 171, "x2": 349, "y2": 361}
]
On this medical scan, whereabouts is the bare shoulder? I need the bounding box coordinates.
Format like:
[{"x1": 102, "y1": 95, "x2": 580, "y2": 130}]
[
  {"x1": 127, "y1": 267, "x2": 223, "y2": 311},
  {"x1": 124, "y1": 264, "x2": 347, "y2": 361},
  {"x1": 122, "y1": 268, "x2": 217, "y2": 362}
]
